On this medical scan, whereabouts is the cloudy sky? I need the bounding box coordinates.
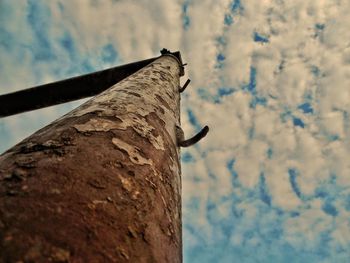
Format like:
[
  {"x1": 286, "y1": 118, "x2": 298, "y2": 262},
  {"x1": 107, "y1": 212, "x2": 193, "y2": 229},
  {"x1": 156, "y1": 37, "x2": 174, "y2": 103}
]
[{"x1": 1, "y1": 0, "x2": 350, "y2": 262}]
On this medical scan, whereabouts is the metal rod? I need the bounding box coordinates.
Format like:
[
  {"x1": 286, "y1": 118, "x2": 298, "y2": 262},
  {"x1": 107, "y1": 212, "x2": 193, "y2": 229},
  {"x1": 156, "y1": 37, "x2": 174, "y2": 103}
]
[
  {"x1": 179, "y1": 79, "x2": 191, "y2": 93},
  {"x1": 0, "y1": 51, "x2": 184, "y2": 118}
]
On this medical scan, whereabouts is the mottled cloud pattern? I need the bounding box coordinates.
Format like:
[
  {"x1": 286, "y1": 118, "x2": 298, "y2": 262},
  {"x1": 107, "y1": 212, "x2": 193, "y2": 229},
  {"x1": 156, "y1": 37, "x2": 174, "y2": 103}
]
[{"x1": 1, "y1": 0, "x2": 350, "y2": 262}]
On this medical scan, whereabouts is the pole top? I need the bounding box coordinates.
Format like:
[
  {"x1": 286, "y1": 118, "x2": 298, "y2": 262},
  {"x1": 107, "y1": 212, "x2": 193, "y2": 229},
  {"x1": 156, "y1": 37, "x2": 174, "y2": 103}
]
[{"x1": 160, "y1": 49, "x2": 185, "y2": 76}]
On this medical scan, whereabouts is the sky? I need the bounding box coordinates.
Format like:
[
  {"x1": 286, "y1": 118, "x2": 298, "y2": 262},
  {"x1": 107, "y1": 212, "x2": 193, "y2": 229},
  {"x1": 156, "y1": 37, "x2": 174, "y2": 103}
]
[{"x1": 1, "y1": 0, "x2": 350, "y2": 262}]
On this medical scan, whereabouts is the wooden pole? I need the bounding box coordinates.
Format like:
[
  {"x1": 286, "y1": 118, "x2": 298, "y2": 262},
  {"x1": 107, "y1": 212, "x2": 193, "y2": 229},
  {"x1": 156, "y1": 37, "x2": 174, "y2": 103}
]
[{"x1": 0, "y1": 53, "x2": 183, "y2": 262}]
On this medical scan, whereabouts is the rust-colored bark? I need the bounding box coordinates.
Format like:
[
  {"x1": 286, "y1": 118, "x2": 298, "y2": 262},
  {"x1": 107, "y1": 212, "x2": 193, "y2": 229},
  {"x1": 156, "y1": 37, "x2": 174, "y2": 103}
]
[{"x1": 0, "y1": 55, "x2": 182, "y2": 262}]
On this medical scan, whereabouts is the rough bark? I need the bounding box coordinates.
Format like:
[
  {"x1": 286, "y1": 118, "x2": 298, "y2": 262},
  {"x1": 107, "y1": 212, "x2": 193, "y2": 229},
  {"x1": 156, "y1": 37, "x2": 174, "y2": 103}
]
[{"x1": 0, "y1": 55, "x2": 182, "y2": 262}]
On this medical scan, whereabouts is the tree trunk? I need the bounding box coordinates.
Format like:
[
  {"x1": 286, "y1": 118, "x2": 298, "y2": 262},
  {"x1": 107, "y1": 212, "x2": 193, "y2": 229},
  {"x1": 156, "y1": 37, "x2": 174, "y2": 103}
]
[{"x1": 0, "y1": 54, "x2": 182, "y2": 262}]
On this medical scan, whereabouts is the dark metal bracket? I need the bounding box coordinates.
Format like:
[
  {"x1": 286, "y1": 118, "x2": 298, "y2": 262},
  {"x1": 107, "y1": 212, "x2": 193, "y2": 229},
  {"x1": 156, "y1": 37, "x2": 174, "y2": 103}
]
[
  {"x1": 178, "y1": 126, "x2": 209, "y2": 147},
  {"x1": 179, "y1": 79, "x2": 191, "y2": 93}
]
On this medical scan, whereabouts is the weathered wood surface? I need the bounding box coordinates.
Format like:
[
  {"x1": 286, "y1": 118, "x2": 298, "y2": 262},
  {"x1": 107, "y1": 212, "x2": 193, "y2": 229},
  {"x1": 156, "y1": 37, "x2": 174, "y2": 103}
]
[{"x1": 0, "y1": 55, "x2": 182, "y2": 263}]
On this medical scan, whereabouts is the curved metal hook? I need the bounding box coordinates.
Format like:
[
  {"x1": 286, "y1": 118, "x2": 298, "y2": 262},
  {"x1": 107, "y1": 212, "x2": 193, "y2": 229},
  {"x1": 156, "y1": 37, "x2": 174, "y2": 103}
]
[
  {"x1": 179, "y1": 79, "x2": 191, "y2": 93},
  {"x1": 178, "y1": 126, "x2": 209, "y2": 147}
]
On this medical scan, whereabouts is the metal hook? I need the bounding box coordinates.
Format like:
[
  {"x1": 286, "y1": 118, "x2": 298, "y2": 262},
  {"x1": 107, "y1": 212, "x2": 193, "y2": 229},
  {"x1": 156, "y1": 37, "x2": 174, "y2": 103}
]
[
  {"x1": 178, "y1": 125, "x2": 209, "y2": 147},
  {"x1": 179, "y1": 79, "x2": 191, "y2": 93}
]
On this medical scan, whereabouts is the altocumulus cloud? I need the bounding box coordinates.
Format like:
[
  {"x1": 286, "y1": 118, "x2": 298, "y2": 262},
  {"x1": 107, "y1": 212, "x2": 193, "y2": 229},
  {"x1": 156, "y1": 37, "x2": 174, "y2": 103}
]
[{"x1": 1, "y1": 0, "x2": 350, "y2": 262}]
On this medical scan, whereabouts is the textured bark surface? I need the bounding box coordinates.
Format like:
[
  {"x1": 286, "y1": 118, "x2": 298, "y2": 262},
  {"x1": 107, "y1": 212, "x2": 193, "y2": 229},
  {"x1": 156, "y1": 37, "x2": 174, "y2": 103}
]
[{"x1": 0, "y1": 55, "x2": 182, "y2": 262}]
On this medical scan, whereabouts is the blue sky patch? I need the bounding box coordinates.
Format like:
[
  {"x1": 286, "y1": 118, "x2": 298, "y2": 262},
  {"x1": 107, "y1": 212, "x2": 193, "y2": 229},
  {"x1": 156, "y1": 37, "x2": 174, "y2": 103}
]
[
  {"x1": 288, "y1": 168, "x2": 302, "y2": 199},
  {"x1": 259, "y1": 173, "x2": 271, "y2": 206},
  {"x1": 81, "y1": 60, "x2": 95, "y2": 74},
  {"x1": 227, "y1": 159, "x2": 236, "y2": 177},
  {"x1": 217, "y1": 53, "x2": 225, "y2": 62},
  {"x1": 182, "y1": 1, "x2": 191, "y2": 30},
  {"x1": 280, "y1": 109, "x2": 291, "y2": 122},
  {"x1": 60, "y1": 32, "x2": 76, "y2": 59},
  {"x1": 227, "y1": 159, "x2": 239, "y2": 187},
  {"x1": 314, "y1": 23, "x2": 325, "y2": 39},
  {"x1": 231, "y1": 0, "x2": 243, "y2": 13},
  {"x1": 0, "y1": 28, "x2": 14, "y2": 50},
  {"x1": 216, "y1": 36, "x2": 227, "y2": 46},
  {"x1": 345, "y1": 195, "x2": 350, "y2": 211},
  {"x1": 315, "y1": 188, "x2": 328, "y2": 199},
  {"x1": 315, "y1": 23, "x2": 325, "y2": 30},
  {"x1": 0, "y1": 1, "x2": 13, "y2": 22},
  {"x1": 243, "y1": 66, "x2": 257, "y2": 95},
  {"x1": 267, "y1": 147, "x2": 273, "y2": 159},
  {"x1": 197, "y1": 87, "x2": 235, "y2": 103},
  {"x1": 187, "y1": 109, "x2": 202, "y2": 131},
  {"x1": 182, "y1": 151, "x2": 195, "y2": 163},
  {"x1": 215, "y1": 53, "x2": 225, "y2": 69},
  {"x1": 310, "y1": 65, "x2": 320, "y2": 77},
  {"x1": 206, "y1": 198, "x2": 220, "y2": 225},
  {"x1": 250, "y1": 96, "x2": 267, "y2": 108},
  {"x1": 249, "y1": 67, "x2": 257, "y2": 93},
  {"x1": 183, "y1": 16, "x2": 190, "y2": 30},
  {"x1": 218, "y1": 87, "x2": 234, "y2": 97},
  {"x1": 27, "y1": 0, "x2": 56, "y2": 61},
  {"x1": 253, "y1": 32, "x2": 269, "y2": 43},
  {"x1": 197, "y1": 88, "x2": 215, "y2": 102},
  {"x1": 259, "y1": 222, "x2": 283, "y2": 241},
  {"x1": 314, "y1": 175, "x2": 343, "y2": 215},
  {"x1": 290, "y1": 211, "x2": 300, "y2": 217},
  {"x1": 293, "y1": 117, "x2": 305, "y2": 128},
  {"x1": 0, "y1": 121, "x2": 13, "y2": 144},
  {"x1": 298, "y1": 102, "x2": 313, "y2": 114},
  {"x1": 187, "y1": 197, "x2": 200, "y2": 211},
  {"x1": 224, "y1": 14, "x2": 233, "y2": 25},
  {"x1": 322, "y1": 202, "x2": 338, "y2": 216},
  {"x1": 101, "y1": 44, "x2": 118, "y2": 64}
]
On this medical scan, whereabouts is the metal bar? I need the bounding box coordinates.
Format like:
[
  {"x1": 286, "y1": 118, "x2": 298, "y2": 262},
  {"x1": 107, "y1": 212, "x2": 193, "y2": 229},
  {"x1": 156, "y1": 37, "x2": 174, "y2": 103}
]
[
  {"x1": 179, "y1": 79, "x2": 191, "y2": 93},
  {"x1": 0, "y1": 50, "x2": 184, "y2": 118}
]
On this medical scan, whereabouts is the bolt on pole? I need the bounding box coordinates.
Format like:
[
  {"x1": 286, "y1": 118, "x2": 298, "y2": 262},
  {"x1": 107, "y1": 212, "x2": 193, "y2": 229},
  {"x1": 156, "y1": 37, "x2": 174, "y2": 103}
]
[{"x1": 0, "y1": 52, "x2": 186, "y2": 262}]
